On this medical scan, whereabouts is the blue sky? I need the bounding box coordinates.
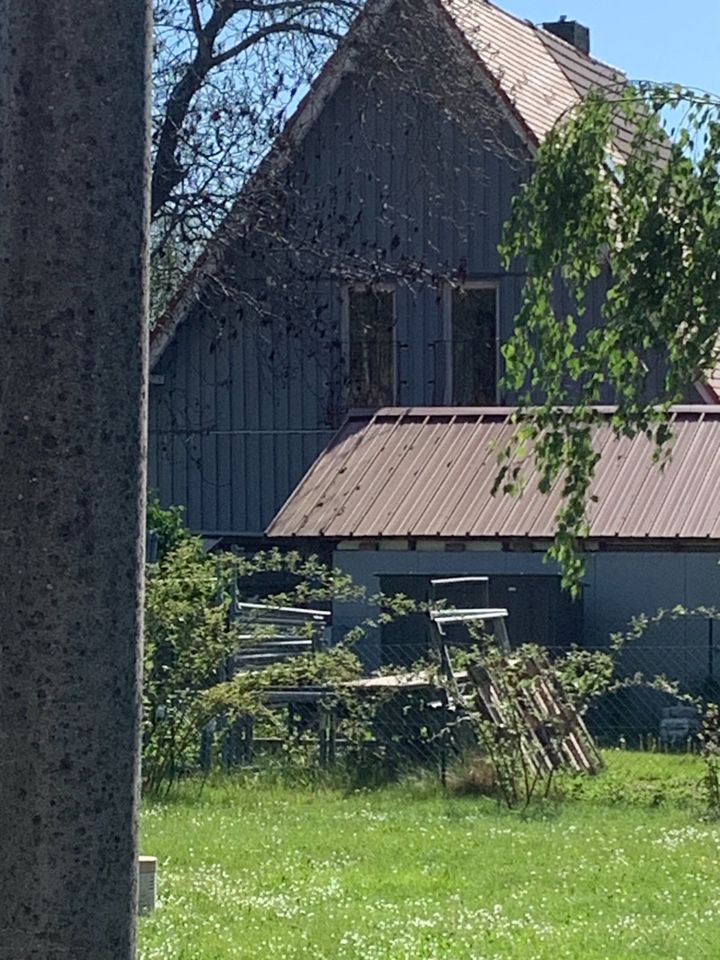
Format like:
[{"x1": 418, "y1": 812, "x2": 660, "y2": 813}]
[{"x1": 504, "y1": 1, "x2": 720, "y2": 92}]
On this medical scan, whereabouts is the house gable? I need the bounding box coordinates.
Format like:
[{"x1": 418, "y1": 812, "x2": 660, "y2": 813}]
[
  {"x1": 149, "y1": 0, "x2": 702, "y2": 539},
  {"x1": 150, "y1": 1, "x2": 554, "y2": 535},
  {"x1": 150, "y1": 0, "x2": 624, "y2": 371}
]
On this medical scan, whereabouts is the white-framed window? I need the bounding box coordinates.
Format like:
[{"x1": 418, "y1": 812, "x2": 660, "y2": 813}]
[
  {"x1": 341, "y1": 283, "x2": 397, "y2": 408},
  {"x1": 443, "y1": 282, "x2": 499, "y2": 405}
]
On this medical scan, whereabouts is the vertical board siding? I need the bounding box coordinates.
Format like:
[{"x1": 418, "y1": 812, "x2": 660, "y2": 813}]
[
  {"x1": 148, "y1": 46, "x2": 565, "y2": 534},
  {"x1": 214, "y1": 301, "x2": 233, "y2": 532},
  {"x1": 333, "y1": 548, "x2": 720, "y2": 690}
]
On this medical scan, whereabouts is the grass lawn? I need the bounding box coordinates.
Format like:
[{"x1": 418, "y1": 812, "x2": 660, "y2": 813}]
[{"x1": 140, "y1": 752, "x2": 720, "y2": 959}]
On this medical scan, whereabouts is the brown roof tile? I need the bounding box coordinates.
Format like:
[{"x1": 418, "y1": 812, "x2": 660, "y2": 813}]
[{"x1": 448, "y1": 1, "x2": 589, "y2": 142}]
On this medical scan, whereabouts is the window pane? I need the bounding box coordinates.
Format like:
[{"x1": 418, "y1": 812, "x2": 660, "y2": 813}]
[
  {"x1": 348, "y1": 289, "x2": 395, "y2": 407},
  {"x1": 451, "y1": 287, "x2": 497, "y2": 405}
]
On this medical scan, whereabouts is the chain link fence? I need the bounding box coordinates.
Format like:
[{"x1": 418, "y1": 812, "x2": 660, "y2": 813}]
[
  {"x1": 577, "y1": 613, "x2": 718, "y2": 750},
  {"x1": 197, "y1": 611, "x2": 720, "y2": 801}
]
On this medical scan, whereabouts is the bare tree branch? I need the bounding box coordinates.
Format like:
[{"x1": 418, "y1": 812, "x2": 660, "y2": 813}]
[
  {"x1": 210, "y1": 21, "x2": 338, "y2": 68},
  {"x1": 151, "y1": 1, "x2": 356, "y2": 218},
  {"x1": 188, "y1": 0, "x2": 204, "y2": 43}
]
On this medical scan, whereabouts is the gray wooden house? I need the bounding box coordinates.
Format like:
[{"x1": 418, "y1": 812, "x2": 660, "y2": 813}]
[
  {"x1": 150, "y1": 0, "x2": 720, "y2": 694},
  {"x1": 150, "y1": 0, "x2": 640, "y2": 537}
]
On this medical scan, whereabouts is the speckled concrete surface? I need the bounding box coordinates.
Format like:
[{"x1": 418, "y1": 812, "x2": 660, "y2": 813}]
[{"x1": 0, "y1": 3, "x2": 152, "y2": 957}]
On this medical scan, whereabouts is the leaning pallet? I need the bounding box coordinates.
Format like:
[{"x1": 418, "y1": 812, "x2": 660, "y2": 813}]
[{"x1": 465, "y1": 654, "x2": 603, "y2": 776}]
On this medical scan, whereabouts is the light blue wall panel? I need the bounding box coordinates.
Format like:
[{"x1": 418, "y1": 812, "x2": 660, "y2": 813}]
[{"x1": 332, "y1": 548, "x2": 720, "y2": 684}]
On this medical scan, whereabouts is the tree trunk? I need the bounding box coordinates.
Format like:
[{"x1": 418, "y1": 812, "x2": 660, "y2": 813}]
[{"x1": 0, "y1": 3, "x2": 152, "y2": 958}]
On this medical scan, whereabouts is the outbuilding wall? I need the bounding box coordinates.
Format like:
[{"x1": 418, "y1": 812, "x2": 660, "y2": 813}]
[{"x1": 332, "y1": 547, "x2": 720, "y2": 693}]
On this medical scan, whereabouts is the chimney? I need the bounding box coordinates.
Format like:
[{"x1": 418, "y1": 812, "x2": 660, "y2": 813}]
[{"x1": 543, "y1": 16, "x2": 590, "y2": 55}]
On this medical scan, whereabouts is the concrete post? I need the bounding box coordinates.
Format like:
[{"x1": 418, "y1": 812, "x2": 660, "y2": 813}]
[{"x1": 0, "y1": 2, "x2": 152, "y2": 958}]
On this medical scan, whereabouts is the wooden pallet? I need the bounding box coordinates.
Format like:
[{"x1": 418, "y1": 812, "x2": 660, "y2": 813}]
[
  {"x1": 465, "y1": 654, "x2": 602, "y2": 775},
  {"x1": 425, "y1": 591, "x2": 602, "y2": 777}
]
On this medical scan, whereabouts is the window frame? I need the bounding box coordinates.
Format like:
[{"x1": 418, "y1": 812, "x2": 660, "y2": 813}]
[
  {"x1": 442, "y1": 280, "x2": 500, "y2": 406},
  {"x1": 340, "y1": 282, "x2": 398, "y2": 409}
]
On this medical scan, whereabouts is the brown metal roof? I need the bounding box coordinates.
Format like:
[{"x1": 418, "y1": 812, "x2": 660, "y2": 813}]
[{"x1": 267, "y1": 407, "x2": 720, "y2": 541}]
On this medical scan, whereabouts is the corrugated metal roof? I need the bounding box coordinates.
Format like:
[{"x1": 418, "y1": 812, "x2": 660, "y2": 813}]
[{"x1": 267, "y1": 407, "x2": 720, "y2": 541}]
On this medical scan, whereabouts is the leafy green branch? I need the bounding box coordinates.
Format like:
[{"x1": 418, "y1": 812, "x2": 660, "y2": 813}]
[{"x1": 499, "y1": 83, "x2": 720, "y2": 589}]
